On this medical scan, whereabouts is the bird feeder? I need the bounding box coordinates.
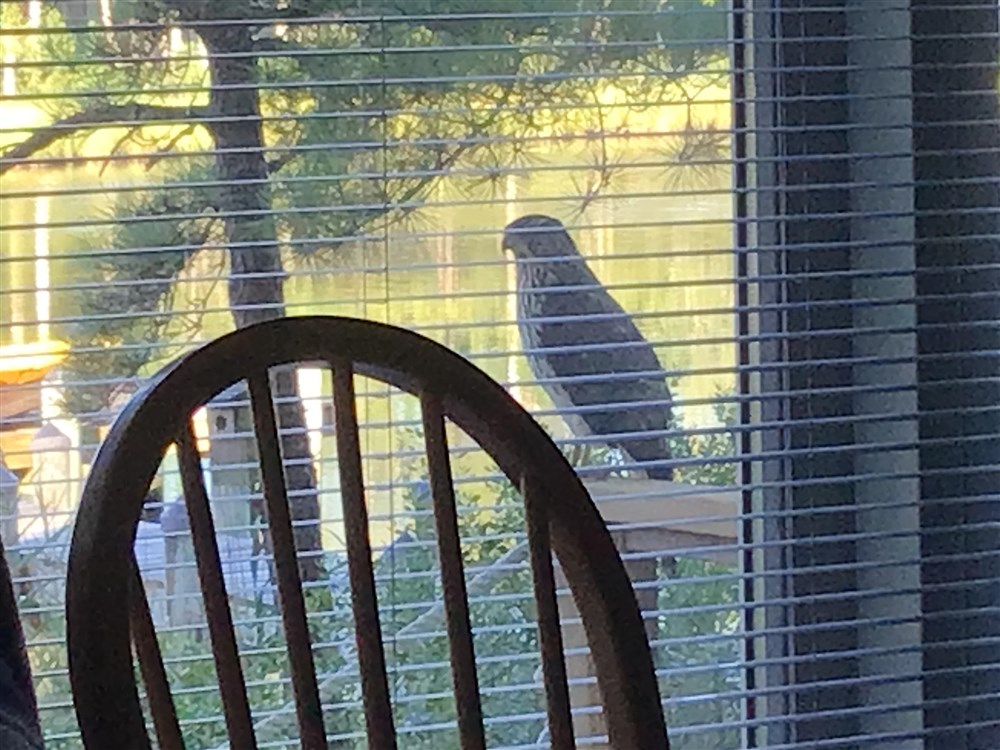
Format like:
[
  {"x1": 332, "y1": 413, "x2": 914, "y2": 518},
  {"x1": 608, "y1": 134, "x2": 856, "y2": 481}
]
[{"x1": 0, "y1": 339, "x2": 69, "y2": 472}]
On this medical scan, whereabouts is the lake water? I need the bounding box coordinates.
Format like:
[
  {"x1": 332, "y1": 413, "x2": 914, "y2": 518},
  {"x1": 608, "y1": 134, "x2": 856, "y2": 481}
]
[{"x1": 0, "y1": 146, "x2": 737, "y2": 546}]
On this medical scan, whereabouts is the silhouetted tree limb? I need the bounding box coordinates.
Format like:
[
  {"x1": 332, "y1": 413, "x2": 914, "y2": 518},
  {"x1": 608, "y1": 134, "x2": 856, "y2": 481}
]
[{"x1": 0, "y1": 104, "x2": 210, "y2": 175}]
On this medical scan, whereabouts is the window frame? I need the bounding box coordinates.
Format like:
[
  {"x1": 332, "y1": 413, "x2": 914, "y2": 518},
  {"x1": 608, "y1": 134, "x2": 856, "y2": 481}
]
[{"x1": 740, "y1": 1, "x2": 1000, "y2": 747}]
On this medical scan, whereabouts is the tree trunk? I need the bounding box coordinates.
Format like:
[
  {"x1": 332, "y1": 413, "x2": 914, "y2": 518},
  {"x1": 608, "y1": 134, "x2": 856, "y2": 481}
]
[{"x1": 198, "y1": 22, "x2": 323, "y2": 582}]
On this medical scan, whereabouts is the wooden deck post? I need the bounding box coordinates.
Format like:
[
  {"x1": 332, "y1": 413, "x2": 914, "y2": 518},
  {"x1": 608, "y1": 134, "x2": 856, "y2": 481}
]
[
  {"x1": 205, "y1": 383, "x2": 255, "y2": 535},
  {"x1": 161, "y1": 501, "x2": 204, "y2": 628},
  {"x1": 555, "y1": 478, "x2": 739, "y2": 746}
]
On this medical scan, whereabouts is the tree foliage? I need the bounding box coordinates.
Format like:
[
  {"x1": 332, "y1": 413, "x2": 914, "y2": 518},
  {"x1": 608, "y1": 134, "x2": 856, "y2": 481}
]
[{"x1": 2, "y1": 0, "x2": 728, "y2": 396}]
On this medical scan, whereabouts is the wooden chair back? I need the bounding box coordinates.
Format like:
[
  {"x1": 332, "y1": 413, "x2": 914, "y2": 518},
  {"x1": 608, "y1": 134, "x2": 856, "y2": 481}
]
[
  {"x1": 0, "y1": 536, "x2": 45, "y2": 750},
  {"x1": 66, "y1": 316, "x2": 668, "y2": 749}
]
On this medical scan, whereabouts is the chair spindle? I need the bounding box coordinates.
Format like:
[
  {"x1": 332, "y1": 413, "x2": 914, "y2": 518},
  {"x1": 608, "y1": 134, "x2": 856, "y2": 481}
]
[
  {"x1": 331, "y1": 360, "x2": 397, "y2": 750},
  {"x1": 524, "y1": 476, "x2": 576, "y2": 750},
  {"x1": 248, "y1": 371, "x2": 327, "y2": 750},
  {"x1": 128, "y1": 559, "x2": 184, "y2": 750},
  {"x1": 177, "y1": 422, "x2": 258, "y2": 749},
  {"x1": 421, "y1": 392, "x2": 487, "y2": 750}
]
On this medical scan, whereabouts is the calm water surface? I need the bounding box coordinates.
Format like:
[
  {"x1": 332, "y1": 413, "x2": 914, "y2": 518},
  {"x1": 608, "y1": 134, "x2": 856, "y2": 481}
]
[{"x1": 1, "y1": 149, "x2": 736, "y2": 547}]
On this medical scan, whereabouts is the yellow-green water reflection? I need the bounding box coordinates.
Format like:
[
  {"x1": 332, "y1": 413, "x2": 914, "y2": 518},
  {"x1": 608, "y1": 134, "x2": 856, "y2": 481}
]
[{"x1": 0, "y1": 148, "x2": 736, "y2": 548}]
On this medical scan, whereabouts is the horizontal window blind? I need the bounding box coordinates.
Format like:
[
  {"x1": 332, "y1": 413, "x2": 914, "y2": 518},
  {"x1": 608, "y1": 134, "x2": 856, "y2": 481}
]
[
  {"x1": 0, "y1": 1, "x2": 996, "y2": 749},
  {"x1": 745, "y1": 2, "x2": 999, "y2": 750},
  {"x1": 1, "y1": 3, "x2": 741, "y2": 748}
]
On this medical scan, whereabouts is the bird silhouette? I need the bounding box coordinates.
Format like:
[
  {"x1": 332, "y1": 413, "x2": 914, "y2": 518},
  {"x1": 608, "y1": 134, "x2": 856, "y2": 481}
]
[{"x1": 502, "y1": 214, "x2": 675, "y2": 480}]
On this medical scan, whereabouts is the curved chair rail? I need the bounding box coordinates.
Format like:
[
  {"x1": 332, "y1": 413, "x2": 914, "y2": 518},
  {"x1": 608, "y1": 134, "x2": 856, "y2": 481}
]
[{"x1": 66, "y1": 315, "x2": 668, "y2": 750}]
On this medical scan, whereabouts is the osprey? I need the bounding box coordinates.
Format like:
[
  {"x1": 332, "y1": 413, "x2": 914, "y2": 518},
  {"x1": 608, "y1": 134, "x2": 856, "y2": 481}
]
[{"x1": 502, "y1": 214, "x2": 675, "y2": 480}]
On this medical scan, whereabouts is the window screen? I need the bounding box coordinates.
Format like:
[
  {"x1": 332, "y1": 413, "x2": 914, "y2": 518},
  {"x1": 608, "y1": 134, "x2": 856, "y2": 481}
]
[{"x1": 0, "y1": 1, "x2": 996, "y2": 749}]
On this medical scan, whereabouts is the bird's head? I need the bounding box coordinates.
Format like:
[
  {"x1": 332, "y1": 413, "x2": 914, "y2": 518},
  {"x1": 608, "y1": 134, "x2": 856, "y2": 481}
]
[{"x1": 502, "y1": 214, "x2": 580, "y2": 262}]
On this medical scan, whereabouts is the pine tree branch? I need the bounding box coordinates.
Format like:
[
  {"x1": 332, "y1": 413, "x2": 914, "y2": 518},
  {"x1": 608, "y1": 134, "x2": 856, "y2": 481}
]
[{"x1": 0, "y1": 103, "x2": 212, "y2": 175}]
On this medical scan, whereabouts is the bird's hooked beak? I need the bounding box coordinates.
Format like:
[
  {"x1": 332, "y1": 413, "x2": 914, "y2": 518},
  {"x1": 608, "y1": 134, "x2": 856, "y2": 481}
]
[
  {"x1": 501, "y1": 228, "x2": 515, "y2": 255},
  {"x1": 501, "y1": 223, "x2": 535, "y2": 257}
]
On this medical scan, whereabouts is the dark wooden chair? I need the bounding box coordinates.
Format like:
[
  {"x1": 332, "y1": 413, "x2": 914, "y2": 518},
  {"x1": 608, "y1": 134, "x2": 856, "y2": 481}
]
[
  {"x1": 1, "y1": 537, "x2": 45, "y2": 750},
  {"x1": 65, "y1": 316, "x2": 668, "y2": 749}
]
